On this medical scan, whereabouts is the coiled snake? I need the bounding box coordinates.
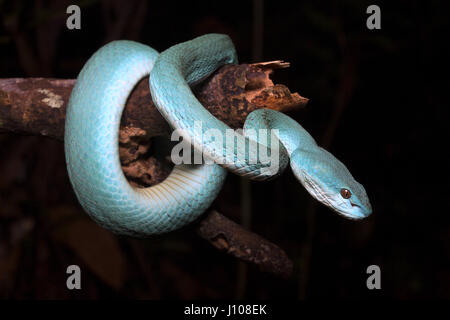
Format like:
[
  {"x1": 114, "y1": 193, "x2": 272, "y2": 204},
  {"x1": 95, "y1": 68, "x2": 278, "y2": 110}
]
[{"x1": 64, "y1": 34, "x2": 372, "y2": 237}]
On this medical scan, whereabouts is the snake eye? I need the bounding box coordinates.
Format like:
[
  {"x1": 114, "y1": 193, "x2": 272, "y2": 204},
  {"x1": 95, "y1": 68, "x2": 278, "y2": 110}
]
[{"x1": 340, "y1": 188, "x2": 352, "y2": 199}]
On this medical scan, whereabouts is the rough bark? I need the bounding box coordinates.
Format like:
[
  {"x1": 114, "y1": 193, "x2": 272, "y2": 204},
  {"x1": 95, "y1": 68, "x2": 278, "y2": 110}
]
[{"x1": 198, "y1": 210, "x2": 293, "y2": 279}]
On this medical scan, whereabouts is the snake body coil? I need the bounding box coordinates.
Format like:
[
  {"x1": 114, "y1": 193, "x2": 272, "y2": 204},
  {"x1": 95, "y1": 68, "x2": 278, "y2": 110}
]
[{"x1": 65, "y1": 34, "x2": 372, "y2": 236}]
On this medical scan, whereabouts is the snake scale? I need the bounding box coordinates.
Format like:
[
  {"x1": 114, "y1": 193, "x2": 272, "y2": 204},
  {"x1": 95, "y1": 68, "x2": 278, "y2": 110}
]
[{"x1": 64, "y1": 34, "x2": 372, "y2": 237}]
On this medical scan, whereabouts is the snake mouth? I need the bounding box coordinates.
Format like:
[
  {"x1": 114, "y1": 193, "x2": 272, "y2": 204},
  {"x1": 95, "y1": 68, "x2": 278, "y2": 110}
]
[{"x1": 345, "y1": 202, "x2": 372, "y2": 220}]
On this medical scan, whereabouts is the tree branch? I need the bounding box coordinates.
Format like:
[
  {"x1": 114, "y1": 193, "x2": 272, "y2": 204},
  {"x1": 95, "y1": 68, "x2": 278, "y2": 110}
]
[
  {"x1": 0, "y1": 61, "x2": 307, "y2": 278},
  {"x1": 198, "y1": 210, "x2": 293, "y2": 279}
]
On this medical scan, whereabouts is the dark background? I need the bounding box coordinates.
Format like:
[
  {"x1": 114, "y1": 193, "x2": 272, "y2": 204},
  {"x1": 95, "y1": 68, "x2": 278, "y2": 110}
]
[{"x1": 0, "y1": 0, "x2": 448, "y2": 299}]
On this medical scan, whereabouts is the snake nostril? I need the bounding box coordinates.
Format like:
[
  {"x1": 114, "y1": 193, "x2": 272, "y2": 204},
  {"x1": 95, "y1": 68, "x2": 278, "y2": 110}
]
[{"x1": 351, "y1": 203, "x2": 360, "y2": 208}]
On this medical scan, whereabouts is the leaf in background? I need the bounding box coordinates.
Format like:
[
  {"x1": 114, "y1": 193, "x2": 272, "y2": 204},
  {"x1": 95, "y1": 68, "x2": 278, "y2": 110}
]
[{"x1": 49, "y1": 206, "x2": 126, "y2": 290}]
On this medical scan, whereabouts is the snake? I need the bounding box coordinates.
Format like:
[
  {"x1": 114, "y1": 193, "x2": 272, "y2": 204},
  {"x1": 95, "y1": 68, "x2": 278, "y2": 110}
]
[{"x1": 64, "y1": 34, "x2": 372, "y2": 237}]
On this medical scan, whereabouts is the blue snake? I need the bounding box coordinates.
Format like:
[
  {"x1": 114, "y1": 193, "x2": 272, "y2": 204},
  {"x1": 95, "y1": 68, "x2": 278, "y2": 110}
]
[{"x1": 64, "y1": 34, "x2": 372, "y2": 237}]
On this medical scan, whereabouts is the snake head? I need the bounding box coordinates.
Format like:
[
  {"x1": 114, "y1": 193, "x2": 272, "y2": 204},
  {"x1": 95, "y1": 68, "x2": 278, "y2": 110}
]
[{"x1": 290, "y1": 147, "x2": 372, "y2": 220}]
